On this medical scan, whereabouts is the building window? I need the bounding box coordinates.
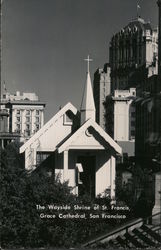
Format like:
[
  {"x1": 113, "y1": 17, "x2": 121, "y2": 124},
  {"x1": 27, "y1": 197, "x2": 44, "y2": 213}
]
[
  {"x1": 35, "y1": 124, "x2": 40, "y2": 131},
  {"x1": 36, "y1": 152, "x2": 50, "y2": 166},
  {"x1": 25, "y1": 124, "x2": 31, "y2": 136},
  {"x1": 36, "y1": 110, "x2": 40, "y2": 115},
  {"x1": 131, "y1": 112, "x2": 135, "y2": 118},
  {"x1": 16, "y1": 124, "x2": 21, "y2": 133},
  {"x1": 26, "y1": 110, "x2": 31, "y2": 116},
  {"x1": 25, "y1": 130, "x2": 31, "y2": 137},
  {"x1": 17, "y1": 117, "x2": 21, "y2": 122},
  {"x1": 17, "y1": 110, "x2": 21, "y2": 115},
  {"x1": 17, "y1": 124, "x2": 20, "y2": 129},
  {"x1": 63, "y1": 113, "x2": 72, "y2": 125},
  {"x1": 131, "y1": 121, "x2": 135, "y2": 126},
  {"x1": 26, "y1": 124, "x2": 30, "y2": 130},
  {"x1": 131, "y1": 130, "x2": 135, "y2": 136},
  {"x1": 36, "y1": 117, "x2": 40, "y2": 123},
  {"x1": 26, "y1": 117, "x2": 30, "y2": 123}
]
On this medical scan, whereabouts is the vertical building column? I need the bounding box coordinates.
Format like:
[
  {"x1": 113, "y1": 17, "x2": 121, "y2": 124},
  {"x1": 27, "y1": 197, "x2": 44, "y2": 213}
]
[
  {"x1": 152, "y1": 172, "x2": 161, "y2": 224},
  {"x1": 110, "y1": 156, "x2": 116, "y2": 199},
  {"x1": 33, "y1": 148, "x2": 37, "y2": 166},
  {"x1": 21, "y1": 109, "x2": 25, "y2": 136},
  {"x1": 1, "y1": 139, "x2": 4, "y2": 149},
  {"x1": 41, "y1": 109, "x2": 44, "y2": 127},
  {"x1": 63, "y1": 150, "x2": 68, "y2": 182},
  {"x1": 25, "y1": 149, "x2": 30, "y2": 170},
  {"x1": 10, "y1": 108, "x2": 14, "y2": 133},
  {"x1": 7, "y1": 114, "x2": 9, "y2": 133},
  {"x1": 31, "y1": 109, "x2": 34, "y2": 135}
]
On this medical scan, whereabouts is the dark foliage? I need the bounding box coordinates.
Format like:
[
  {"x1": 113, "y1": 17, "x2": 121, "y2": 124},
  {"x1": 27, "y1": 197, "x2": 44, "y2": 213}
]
[
  {"x1": 1, "y1": 143, "x2": 119, "y2": 248},
  {"x1": 115, "y1": 164, "x2": 155, "y2": 219}
]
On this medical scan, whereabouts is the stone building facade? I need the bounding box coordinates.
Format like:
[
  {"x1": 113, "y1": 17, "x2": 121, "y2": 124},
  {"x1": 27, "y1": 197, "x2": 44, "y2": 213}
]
[
  {"x1": 105, "y1": 88, "x2": 136, "y2": 157},
  {"x1": 93, "y1": 63, "x2": 111, "y2": 130},
  {"x1": 1, "y1": 91, "x2": 45, "y2": 142},
  {"x1": 109, "y1": 17, "x2": 158, "y2": 91},
  {"x1": 134, "y1": 5, "x2": 160, "y2": 169}
]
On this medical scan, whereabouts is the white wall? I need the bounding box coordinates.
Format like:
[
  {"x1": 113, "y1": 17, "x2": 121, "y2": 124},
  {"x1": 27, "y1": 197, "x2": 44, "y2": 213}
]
[
  {"x1": 24, "y1": 114, "x2": 73, "y2": 170},
  {"x1": 37, "y1": 115, "x2": 72, "y2": 151},
  {"x1": 114, "y1": 101, "x2": 130, "y2": 141},
  {"x1": 96, "y1": 151, "x2": 111, "y2": 196},
  {"x1": 96, "y1": 151, "x2": 115, "y2": 198},
  {"x1": 56, "y1": 149, "x2": 116, "y2": 198}
]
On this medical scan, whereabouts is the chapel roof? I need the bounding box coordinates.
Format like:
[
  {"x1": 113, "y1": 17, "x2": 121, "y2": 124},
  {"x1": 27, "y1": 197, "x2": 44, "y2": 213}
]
[
  {"x1": 57, "y1": 118, "x2": 122, "y2": 155},
  {"x1": 20, "y1": 102, "x2": 77, "y2": 153}
]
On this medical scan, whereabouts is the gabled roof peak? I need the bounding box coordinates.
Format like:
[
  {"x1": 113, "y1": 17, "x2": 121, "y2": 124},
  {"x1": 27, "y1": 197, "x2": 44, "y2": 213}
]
[
  {"x1": 58, "y1": 118, "x2": 122, "y2": 155},
  {"x1": 20, "y1": 102, "x2": 77, "y2": 153}
]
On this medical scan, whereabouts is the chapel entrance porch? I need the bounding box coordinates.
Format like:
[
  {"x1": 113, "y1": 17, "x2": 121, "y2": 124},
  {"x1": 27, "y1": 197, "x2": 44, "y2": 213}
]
[{"x1": 77, "y1": 155, "x2": 96, "y2": 198}]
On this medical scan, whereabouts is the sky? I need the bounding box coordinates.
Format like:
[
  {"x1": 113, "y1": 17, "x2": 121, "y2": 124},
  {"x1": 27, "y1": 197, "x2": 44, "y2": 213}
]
[{"x1": 2, "y1": 0, "x2": 158, "y2": 122}]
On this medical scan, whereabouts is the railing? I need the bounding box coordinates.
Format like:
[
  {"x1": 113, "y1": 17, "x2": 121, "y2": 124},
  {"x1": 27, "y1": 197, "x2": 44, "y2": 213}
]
[{"x1": 83, "y1": 212, "x2": 161, "y2": 247}]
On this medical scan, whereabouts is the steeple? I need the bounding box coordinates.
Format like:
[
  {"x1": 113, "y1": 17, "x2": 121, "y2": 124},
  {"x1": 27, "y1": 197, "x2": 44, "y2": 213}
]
[{"x1": 80, "y1": 55, "x2": 96, "y2": 125}]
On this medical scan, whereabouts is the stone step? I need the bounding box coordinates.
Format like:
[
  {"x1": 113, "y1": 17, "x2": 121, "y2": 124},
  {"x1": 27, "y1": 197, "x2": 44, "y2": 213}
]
[
  {"x1": 82, "y1": 217, "x2": 161, "y2": 248},
  {"x1": 82, "y1": 217, "x2": 143, "y2": 247},
  {"x1": 133, "y1": 228, "x2": 156, "y2": 246},
  {"x1": 116, "y1": 235, "x2": 131, "y2": 248},
  {"x1": 150, "y1": 224, "x2": 161, "y2": 233},
  {"x1": 141, "y1": 224, "x2": 161, "y2": 243},
  {"x1": 109, "y1": 227, "x2": 161, "y2": 249},
  {"x1": 124, "y1": 232, "x2": 146, "y2": 248},
  {"x1": 109, "y1": 238, "x2": 120, "y2": 247}
]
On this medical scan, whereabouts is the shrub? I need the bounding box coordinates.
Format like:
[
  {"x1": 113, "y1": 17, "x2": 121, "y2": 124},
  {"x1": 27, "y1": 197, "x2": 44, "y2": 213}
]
[{"x1": 1, "y1": 143, "x2": 130, "y2": 248}]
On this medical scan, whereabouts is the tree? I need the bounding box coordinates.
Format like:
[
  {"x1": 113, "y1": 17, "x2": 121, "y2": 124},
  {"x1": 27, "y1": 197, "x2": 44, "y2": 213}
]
[
  {"x1": 0, "y1": 142, "x2": 27, "y2": 247},
  {"x1": 1, "y1": 143, "x2": 112, "y2": 248}
]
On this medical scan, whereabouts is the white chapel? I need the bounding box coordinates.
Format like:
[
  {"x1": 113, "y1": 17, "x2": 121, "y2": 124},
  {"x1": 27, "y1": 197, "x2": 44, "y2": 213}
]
[{"x1": 20, "y1": 56, "x2": 122, "y2": 198}]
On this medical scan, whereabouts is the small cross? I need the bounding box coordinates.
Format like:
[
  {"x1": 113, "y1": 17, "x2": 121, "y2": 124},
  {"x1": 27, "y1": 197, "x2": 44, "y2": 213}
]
[{"x1": 84, "y1": 55, "x2": 93, "y2": 73}]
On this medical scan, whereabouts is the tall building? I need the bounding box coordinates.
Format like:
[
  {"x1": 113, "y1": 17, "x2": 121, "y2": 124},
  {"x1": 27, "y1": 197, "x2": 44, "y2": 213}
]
[
  {"x1": 93, "y1": 64, "x2": 111, "y2": 130},
  {"x1": 109, "y1": 17, "x2": 158, "y2": 91},
  {"x1": 135, "y1": 75, "x2": 160, "y2": 168},
  {"x1": 133, "y1": 1, "x2": 161, "y2": 219},
  {"x1": 134, "y1": 4, "x2": 161, "y2": 169},
  {"x1": 0, "y1": 107, "x2": 20, "y2": 148},
  {"x1": 105, "y1": 88, "x2": 136, "y2": 157},
  {"x1": 103, "y1": 16, "x2": 158, "y2": 159},
  {"x1": 1, "y1": 91, "x2": 46, "y2": 142}
]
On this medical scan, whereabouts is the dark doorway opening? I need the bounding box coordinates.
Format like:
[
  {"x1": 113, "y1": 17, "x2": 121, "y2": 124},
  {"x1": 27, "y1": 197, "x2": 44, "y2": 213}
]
[{"x1": 77, "y1": 155, "x2": 96, "y2": 198}]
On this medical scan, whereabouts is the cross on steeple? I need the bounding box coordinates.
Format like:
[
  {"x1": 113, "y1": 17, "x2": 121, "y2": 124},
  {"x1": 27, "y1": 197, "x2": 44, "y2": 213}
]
[{"x1": 84, "y1": 55, "x2": 93, "y2": 73}]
